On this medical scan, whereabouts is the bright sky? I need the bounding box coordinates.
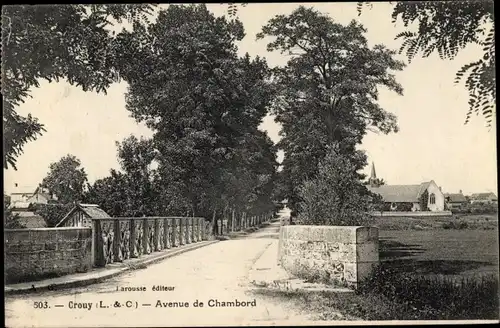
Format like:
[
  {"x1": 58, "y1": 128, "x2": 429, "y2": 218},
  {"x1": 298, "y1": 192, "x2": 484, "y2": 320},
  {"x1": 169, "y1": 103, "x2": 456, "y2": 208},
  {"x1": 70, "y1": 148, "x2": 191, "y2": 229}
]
[{"x1": 4, "y1": 3, "x2": 497, "y2": 196}]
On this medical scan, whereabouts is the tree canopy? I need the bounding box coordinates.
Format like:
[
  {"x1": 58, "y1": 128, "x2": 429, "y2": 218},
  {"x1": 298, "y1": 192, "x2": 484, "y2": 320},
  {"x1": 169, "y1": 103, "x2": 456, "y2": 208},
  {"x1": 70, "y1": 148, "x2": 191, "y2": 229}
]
[
  {"x1": 358, "y1": 1, "x2": 495, "y2": 127},
  {"x1": 40, "y1": 154, "x2": 88, "y2": 204},
  {"x1": 1, "y1": 4, "x2": 156, "y2": 170},
  {"x1": 86, "y1": 5, "x2": 278, "y2": 223},
  {"x1": 258, "y1": 6, "x2": 405, "y2": 213}
]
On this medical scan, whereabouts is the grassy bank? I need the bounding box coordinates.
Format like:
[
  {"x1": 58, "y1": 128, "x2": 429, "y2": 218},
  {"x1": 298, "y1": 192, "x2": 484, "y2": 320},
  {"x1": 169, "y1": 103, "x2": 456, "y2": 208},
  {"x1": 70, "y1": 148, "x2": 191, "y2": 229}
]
[{"x1": 252, "y1": 270, "x2": 499, "y2": 320}]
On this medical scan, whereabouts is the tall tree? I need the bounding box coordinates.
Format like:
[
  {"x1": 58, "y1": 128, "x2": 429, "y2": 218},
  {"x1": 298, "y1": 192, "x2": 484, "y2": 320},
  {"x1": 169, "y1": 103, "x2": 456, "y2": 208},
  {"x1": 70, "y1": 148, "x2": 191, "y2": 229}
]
[
  {"x1": 258, "y1": 6, "x2": 405, "y2": 213},
  {"x1": 84, "y1": 169, "x2": 132, "y2": 217},
  {"x1": 84, "y1": 135, "x2": 159, "y2": 217},
  {"x1": 1, "y1": 4, "x2": 156, "y2": 170},
  {"x1": 115, "y1": 4, "x2": 277, "y2": 220},
  {"x1": 40, "y1": 154, "x2": 88, "y2": 204},
  {"x1": 358, "y1": 1, "x2": 495, "y2": 127}
]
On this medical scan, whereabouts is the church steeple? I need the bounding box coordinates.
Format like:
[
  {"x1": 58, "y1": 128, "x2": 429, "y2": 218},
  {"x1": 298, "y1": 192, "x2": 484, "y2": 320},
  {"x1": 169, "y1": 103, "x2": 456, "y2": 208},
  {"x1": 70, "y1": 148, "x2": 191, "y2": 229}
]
[
  {"x1": 369, "y1": 162, "x2": 380, "y2": 187},
  {"x1": 370, "y1": 162, "x2": 377, "y2": 180}
]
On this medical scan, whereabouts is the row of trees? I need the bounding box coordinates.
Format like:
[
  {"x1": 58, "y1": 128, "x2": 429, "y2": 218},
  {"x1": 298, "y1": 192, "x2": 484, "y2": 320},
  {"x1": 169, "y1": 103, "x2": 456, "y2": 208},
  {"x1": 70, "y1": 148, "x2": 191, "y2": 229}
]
[
  {"x1": 4, "y1": 4, "x2": 493, "y2": 227},
  {"x1": 6, "y1": 5, "x2": 280, "y2": 230}
]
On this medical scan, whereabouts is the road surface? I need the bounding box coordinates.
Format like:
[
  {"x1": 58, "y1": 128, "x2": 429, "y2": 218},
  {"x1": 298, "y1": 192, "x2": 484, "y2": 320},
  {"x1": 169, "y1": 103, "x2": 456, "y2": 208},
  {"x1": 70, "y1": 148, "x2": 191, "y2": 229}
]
[{"x1": 5, "y1": 217, "x2": 317, "y2": 327}]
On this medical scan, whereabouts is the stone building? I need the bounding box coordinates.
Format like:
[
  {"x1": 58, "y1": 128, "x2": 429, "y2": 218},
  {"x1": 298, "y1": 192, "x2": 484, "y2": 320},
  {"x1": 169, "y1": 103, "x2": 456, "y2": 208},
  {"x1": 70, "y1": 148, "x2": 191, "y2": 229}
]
[{"x1": 366, "y1": 163, "x2": 445, "y2": 212}]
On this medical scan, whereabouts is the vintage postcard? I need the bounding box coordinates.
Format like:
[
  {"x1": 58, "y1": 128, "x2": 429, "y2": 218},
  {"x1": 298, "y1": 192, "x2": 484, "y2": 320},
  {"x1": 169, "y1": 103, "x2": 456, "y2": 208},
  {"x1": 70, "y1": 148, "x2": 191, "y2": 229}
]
[{"x1": 3, "y1": 2, "x2": 498, "y2": 327}]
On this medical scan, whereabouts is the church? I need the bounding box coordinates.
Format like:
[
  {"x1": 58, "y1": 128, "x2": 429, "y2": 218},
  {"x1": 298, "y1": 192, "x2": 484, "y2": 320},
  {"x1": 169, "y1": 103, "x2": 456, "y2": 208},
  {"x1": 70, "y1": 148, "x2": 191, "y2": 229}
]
[{"x1": 366, "y1": 163, "x2": 445, "y2": 212}]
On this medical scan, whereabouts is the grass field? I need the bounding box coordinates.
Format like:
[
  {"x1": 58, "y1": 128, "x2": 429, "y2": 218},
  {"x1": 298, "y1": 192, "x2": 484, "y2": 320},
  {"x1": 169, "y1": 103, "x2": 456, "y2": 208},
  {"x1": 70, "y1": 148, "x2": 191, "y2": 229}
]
[{"x1": 379, "y1": 229, "x2": 499, "y2": 279}]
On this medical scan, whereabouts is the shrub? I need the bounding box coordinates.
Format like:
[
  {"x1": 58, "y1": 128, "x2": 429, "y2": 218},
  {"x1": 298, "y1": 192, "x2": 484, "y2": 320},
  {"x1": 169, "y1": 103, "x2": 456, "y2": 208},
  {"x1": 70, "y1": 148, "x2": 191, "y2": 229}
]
[
  {"x1": 395, "y1": 202, "x2": 414, "y2": 212},
  {"x1": 297, "y1": 147, "x2": 374, "y2": 226},
  {"x1": 442, "y1": 220, "x2": 469, "y2": 230},
  {"x1": 453, "y1": 203, "x2": 498, "y2": 215}
]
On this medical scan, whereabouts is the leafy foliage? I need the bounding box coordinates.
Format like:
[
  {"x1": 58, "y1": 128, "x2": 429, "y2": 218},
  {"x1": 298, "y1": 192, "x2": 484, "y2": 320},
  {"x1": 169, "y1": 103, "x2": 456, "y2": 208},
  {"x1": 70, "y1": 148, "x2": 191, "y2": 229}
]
[
  {"x1": 298, "y1": 145, "x2": 377, "y2": 226},
  {"x1": 40, "y1": 154, "x2": 88, "y2": 204},
  {"x1": 113, "y1": 4, "x2": 278, "y2": 222},
  {"x1": 226, "y1": 3, "x2": 248, "y2": 18},
  {"x1": 257, "y1": 6, "x2": 405, "y2": 213},
  {"x1": 4, "y1": 194, "x2": 22, "y2": 229},
  {"x1": 1, "y1": 4, "x2": 156, "y2": 170},
  {"x1": 358, "y1": 1, "x2": 496, "y2": 127},
  {"x1": 29, "y1": 203, "x2": 75, "y2": 227}
]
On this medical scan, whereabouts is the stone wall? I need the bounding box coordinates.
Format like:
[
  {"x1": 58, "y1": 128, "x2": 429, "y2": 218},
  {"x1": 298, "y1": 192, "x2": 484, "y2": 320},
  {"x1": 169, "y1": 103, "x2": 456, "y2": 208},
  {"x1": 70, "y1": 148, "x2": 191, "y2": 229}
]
[
  {"x1": 5, "y1": 227, "x2": 92, "y2": 284},
  {"x1": 278, "y1": 225, "x2": 379, "y2": 287}
]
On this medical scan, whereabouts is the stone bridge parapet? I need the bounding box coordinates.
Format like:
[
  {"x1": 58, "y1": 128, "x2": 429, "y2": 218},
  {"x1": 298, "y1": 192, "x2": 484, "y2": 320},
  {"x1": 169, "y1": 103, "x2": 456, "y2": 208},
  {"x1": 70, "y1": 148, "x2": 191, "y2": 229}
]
[
  {"x1": 277, "y1": 225, "x2": 379, "y2": 287},
  {"x1": 92, "y1": 217, "x2": 206, "y2": 267}
]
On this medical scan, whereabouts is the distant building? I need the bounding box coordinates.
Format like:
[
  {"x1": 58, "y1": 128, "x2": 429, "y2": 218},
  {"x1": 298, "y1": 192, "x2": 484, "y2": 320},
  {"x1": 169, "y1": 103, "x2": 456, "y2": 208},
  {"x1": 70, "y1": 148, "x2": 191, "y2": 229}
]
[
  {"x1": 470, "y1": 192, "x2": 498, "y2": 204},
  {"x1": 56, "y1": 204, "x2": 111, "y2": 228},
  {"x1": 367, "y1": 163, "x2": 445, "y2": 212},
  {"x1": 10, "y1": 184, "x2": 57, "y2": 210},
  {"x1": 444, "y1": 191, "x2": 468, "y2": 210}
]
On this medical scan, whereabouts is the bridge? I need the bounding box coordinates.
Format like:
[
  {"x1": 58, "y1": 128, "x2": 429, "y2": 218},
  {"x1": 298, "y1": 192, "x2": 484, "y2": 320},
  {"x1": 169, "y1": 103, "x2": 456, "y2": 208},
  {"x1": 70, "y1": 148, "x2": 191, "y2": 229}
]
[{"x1": 5, "y1": 209, "x2": 329, "y2": 326}]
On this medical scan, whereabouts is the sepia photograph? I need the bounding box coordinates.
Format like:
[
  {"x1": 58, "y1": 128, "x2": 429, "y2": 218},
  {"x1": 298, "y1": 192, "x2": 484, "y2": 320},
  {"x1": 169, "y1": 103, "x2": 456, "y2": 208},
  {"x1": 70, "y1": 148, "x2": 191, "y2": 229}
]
[{"x1": 3, "y1": 2, "x2": 498, "y2": 327}]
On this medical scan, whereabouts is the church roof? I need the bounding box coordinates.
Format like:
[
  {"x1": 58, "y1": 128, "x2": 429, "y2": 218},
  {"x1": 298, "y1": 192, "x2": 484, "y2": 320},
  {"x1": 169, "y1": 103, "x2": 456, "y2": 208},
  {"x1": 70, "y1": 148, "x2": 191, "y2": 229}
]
[{"x1": 367, "y1": 182, "x2": 431, "y2": 203}]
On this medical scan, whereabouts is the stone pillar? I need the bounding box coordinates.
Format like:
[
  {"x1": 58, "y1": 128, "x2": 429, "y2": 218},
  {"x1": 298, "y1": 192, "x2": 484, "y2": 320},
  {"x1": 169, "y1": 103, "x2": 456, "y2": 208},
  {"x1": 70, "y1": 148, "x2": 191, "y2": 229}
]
[
  {"x1": 164, "y1": 218, "x2": 170, "y2": 249},
  {"x1": 179, "y1": 218, "x2": 185, "y2": 245},
  {"x1": 171, "y1": 218, "x2": 177, "y2": 247},
  {"x1": 154, "y1": 219, "x2": 160, "y2": 251},
  {"x1": 113, "y1": 219, "x2": 121, "y2": 262},
  {"x1": 187, "y1": 217, "x2": 192, "y2": 244},
  {"x1": 93, "y1": 219, "x2": 104, "y2": 267},
  {"x1": 143, "y1": 219, "x2": 149, "y2": 254},
  {"x1": 129, "y1": 219, "x2": 136, "y2": 258},
  {"x1": 278, "y1": 226, "x2": 379, "y2": 287}
]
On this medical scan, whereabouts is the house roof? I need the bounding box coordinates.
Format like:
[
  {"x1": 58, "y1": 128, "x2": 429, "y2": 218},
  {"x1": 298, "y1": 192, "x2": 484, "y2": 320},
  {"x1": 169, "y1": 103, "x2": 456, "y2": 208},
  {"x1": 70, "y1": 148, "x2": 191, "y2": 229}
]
[
  {"x1": 56, "y1": 204, "x2": 111, "y2": 227},
  {"x1": 10, "y1": 191, "x2": 34, "y2": 196},
  {"x1": 33, "y1": 189, "x2": 51, "y2": 199},
  {"x1": 367, "y1": 182, "x2": 431, "y2": 203},
  {"x1": 471, "y1": 192, "x2": 497, "y2": 200},
  {"x1": 445, "y1": 193, "x2": 467, "y2": 203},
  {"x1": 80, "y1": 204, "x2": 111, "y2": 219},
  {"x1": 10, "y1": 186, "x2": 37, "y2": 195}
]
